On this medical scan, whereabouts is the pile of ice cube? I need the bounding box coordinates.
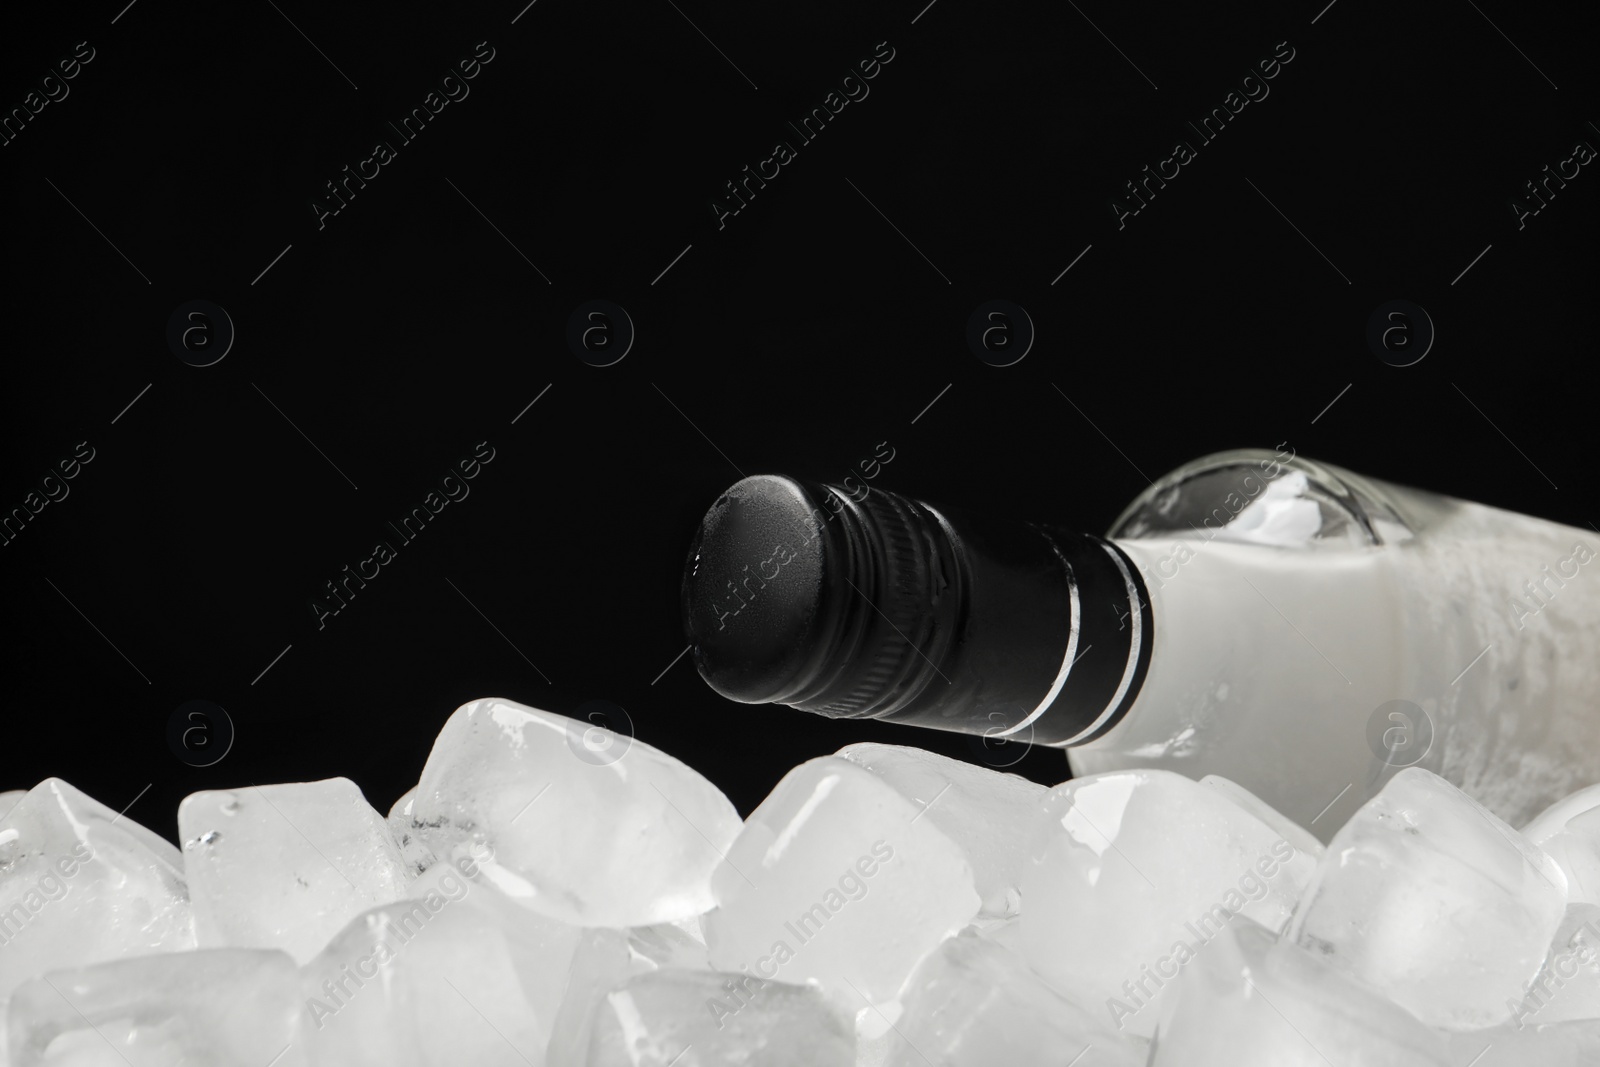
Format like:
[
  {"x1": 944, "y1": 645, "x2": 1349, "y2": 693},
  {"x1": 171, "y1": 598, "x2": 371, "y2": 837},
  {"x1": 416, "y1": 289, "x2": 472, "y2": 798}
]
[{"x1": 4, "y1": 697, "x2": 1600, "y2": 1066}]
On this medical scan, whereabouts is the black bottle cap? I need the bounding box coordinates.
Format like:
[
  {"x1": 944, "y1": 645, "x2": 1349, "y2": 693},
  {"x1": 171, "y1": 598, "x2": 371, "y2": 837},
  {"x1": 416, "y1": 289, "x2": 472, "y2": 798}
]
[
  {"x1": 681, "y1": 473, "x2": 951, "y2": 713},
  {"x1": 680, "y1": 476, "x2": 831, "y2": 705}
]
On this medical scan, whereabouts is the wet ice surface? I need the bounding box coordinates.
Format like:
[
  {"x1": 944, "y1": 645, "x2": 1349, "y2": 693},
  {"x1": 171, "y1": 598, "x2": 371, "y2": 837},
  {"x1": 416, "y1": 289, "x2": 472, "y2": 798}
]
[
  {"x1": 10, "y1": 703, "x2": 1600, "y2": 1065},
  {"x1": 1288, "y1": 767, "x2": 1567, "y2": 1030}
]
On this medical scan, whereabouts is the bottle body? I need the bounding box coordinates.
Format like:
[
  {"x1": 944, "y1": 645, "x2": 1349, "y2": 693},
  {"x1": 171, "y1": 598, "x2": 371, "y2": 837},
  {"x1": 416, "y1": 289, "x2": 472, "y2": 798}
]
[{"x1": 1068, "y1": 448, "x2": 1600, "y2": 837}]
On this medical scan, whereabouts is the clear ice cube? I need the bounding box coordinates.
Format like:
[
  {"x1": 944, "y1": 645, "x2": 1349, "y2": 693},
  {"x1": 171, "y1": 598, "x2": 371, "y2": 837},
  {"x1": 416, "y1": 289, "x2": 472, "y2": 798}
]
[
  {"x1": 7, "y1": 948, "x2": 307, "y2": 1067},
  {"x1": 1018, "y1": 768, "x2": 1317, "y2": 1037},
  {"x1": 881, "y1": 928, "x2": 1146, "y2": 1067},
  {"x1": 0, "y1": 791, "x2": 24, "y2": 821},
  {"x1": 1150, "y1": 917, "x2": 1451, "y2": 1066},
  {"x1": 406, "y1": 698, "x2": 741, "y2": 928},
  {"x1": 180, "y1": 778, "x2": 409, "y2": 964},
  {"x1": 703, "y1": 756, "x2": 980, "y2": 1009},
  {"x1": 836, "y1": 742, "x2": 1049, "y2": 917},
  {"x1": 584, "y1": 968, "x2": 854, "y2": 1066},
  {"x1": 1287, "y1": 767, "x2": 1567, "y2": 1030},
  {"x1": 0, "y1": 779, "x2": 194, "y2": 1005}
]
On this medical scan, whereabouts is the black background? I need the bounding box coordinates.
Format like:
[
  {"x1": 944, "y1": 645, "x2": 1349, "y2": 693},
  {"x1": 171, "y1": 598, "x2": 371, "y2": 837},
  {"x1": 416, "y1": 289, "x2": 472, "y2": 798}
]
[{"x1": 1, "y1": 0, "x2": 1593, "y2": 845}]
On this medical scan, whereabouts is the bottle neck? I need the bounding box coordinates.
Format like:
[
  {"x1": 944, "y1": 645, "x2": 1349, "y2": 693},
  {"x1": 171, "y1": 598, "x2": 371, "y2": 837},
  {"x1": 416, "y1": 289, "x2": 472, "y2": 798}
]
[
  {"x1": 769, "y1": 483, "x2": 1153, "y2": 746},
  {"x1": 1001, "y1": 529, "x2": 1154, "y2": 746}
]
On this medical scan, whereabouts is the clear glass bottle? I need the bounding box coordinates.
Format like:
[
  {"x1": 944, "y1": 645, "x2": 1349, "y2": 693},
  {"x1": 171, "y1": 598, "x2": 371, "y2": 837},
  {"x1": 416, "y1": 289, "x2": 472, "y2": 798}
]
[{"x1": 680, "y1": 448, "x2": 1600, "y2": 839}]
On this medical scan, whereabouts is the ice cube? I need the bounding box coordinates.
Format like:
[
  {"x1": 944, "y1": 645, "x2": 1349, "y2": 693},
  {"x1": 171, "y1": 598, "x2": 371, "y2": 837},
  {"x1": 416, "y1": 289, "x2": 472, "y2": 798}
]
[
  {"x1": 836, "y1": 742, "x2": 1049, "y2": 917},
  {"x1": 0, "y1": 791, "x2": 24, "y2": 821},
  {"x1": 386, "y1": 787, "x2": 437, "y2": 879},
  {"x1": 1018, "y1": 769, "x2": 1317, "y2": 1037},
  {"x1": 1287, "y1": 767, "x2": 1567, "y2": 1030},
  {"x1": 406, "y1": 698, "x2": 740, "y2": 928},
  {"x1": 546, "y1": 921, "x2": 712, "y2": 1066},
  {"x1": 7, "y1": 948, "x2": 307, "y2": 1067},
  {"x1": 301, "y1": 856, "x2": 581, "y2": 1067},
  {"x1": 584, "y1": 968, "x2": 854, "y2": 1066},
  {"x1": 1149, "y1": 917, "x2": 1451, "y2": 1067},
  {"x1": 180, "y1": 778, "x2": 408, "y2": 964},
  {"x1": 703, "y1": 757, "x2": 980, "y2": 1008},
  {"x1": 881, "y1": 928, "x2": 1146, "y2": 1067},
  {"x1": 1199, "y1": 775, "x2": 1324, "y2": 863},
  {"x1": 1523, "y1": 783, "x2": 1600, "y2": 843},
  {"x1": 0, "y1": 779, "x2": 194, "y2": 1004},
  {"x1": 1504, "y1": 903, "x2": 1600, "y2": 1029}
]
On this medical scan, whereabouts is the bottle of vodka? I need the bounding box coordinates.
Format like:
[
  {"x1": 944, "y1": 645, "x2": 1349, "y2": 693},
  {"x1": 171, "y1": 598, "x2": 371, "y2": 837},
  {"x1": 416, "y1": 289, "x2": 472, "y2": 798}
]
[{"x1": 679, "y1": 447, "x2": 1600, "y2": 838}]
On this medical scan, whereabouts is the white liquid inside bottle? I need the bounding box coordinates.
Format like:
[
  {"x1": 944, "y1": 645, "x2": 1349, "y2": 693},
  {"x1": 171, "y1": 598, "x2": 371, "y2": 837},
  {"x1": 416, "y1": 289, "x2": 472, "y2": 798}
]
[{"x1": 1070, "y1": 447, "x2": 1600, "y2": 837}]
